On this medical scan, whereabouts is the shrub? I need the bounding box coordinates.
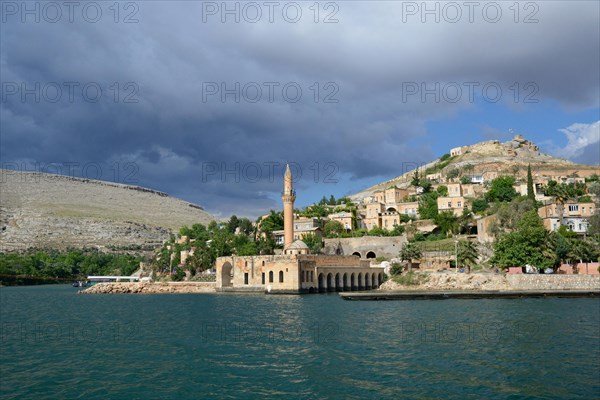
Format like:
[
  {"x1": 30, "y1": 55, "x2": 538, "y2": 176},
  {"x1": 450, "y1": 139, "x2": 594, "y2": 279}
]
[
  {"x1": 171, "y1": 268, "x2": 186, "y2": 281},
  {"x1": 471, "y1": 198, "x2": 489, "y2": 214},
  {"x1": 390, "y1": 262, "x2": 403, "y2": 275},
  {"x1": 412, "y1": 232, "x2": 426, "y2": 242},
  {"x1": 392, "y1": 271, "x2": 429, "y2": 286}
]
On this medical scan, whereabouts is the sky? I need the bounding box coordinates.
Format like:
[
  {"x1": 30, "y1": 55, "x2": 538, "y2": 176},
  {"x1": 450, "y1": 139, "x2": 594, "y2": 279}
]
[{"x1": 1, "y1": 1, "x2": 599, "y2": 219}]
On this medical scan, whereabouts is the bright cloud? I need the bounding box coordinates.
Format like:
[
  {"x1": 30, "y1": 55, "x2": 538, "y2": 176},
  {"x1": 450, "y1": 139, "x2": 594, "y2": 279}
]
[{"x1": 556, "y1": 121, "x2": 600, "y2": 162}]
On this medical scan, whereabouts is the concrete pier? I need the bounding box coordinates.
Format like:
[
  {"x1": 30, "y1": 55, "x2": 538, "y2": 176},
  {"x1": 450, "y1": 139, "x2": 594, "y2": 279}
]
[{"x1": 339, "y1": 289, "x2": 600, "y2": 301}]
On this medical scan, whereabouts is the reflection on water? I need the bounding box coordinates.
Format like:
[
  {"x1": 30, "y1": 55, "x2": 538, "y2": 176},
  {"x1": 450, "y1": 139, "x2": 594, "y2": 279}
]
[{"x1": 1, "y1": 286, "x2": 599, "y2": 399}]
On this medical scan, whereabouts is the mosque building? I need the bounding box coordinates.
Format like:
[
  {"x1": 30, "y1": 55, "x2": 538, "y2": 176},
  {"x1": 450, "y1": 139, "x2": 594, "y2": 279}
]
[{"x1": 215, "y1": 164, "x2": 385, "y2": 294}]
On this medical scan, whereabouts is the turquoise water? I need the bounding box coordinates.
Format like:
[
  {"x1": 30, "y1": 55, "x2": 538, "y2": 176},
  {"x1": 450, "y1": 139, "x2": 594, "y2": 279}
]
[{"x1": 1, "y1": 286, "x2": 599, "y2": 399}]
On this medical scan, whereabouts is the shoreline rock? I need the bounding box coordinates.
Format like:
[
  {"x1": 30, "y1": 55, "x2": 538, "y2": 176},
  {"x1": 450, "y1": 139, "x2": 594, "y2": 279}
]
[{"x1": 80, "y1": 281, "x2": 216, "y2": 294}]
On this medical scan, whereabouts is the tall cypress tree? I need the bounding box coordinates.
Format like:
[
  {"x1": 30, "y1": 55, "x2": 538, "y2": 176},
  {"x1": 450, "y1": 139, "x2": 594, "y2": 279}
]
[{"x1": 527, "y1": 164, "x2": 535, "y2": 201}]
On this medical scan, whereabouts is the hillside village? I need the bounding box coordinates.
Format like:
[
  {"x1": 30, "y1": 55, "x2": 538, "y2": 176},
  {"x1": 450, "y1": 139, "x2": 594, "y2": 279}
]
[
  {"x1": 1, "y1": 135, "x2": 599, "y2": 284},
  {"x1": 163, "y1": 135, "x2": 600, "y2": 280}
]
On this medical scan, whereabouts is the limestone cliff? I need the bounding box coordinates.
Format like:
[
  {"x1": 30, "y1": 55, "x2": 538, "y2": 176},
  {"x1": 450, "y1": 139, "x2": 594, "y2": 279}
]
[{"x1": 0, "y1": 171, "x2": 214, "y2": 254}]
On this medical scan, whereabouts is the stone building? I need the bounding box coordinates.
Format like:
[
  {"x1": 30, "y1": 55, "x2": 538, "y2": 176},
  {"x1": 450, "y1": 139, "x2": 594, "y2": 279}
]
[
  {"x1": 328, "y1": 211, "x2": 353, "y2": 230},
  {"x1": 363, "y1": 202, "x2": 385, "y2": 230},
  {"x1": 437, "y1": 196, "x2": 466, "y2": 216},
  {"x1": 450, "y1": 146, "x2": 463, "y2": 156},
  {"x1": 538, "y1": 201, "x2": 595, "y2": 234},
  {"x1": 215, "y1": 164, "x2": 384, "y2": 294}
]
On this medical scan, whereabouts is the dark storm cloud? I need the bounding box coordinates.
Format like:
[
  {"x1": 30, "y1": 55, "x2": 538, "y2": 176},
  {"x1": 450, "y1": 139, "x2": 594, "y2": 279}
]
[{"x1": 1, "y1": 1, "x2": 599, "y2": 217}]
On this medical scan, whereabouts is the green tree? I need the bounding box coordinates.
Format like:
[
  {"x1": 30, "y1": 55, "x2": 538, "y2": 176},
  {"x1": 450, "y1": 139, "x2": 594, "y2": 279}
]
[
  {"x1": 569, "y1": 239, "x2": 596, "y2": 273},
  {"x1": 434, "y1": 211, "x2": 459, "y2": 236},
  {"x1": 179, "y1": 226, "x2": 192, "y2": 238},
  {"x1": 301, "y1": 233, "x2": 323, "y2": 254},
  {"x1": 471, "y1": 198, "x2": 489, "y2": 214},
  {"x1": 260, "y1": 210, "x2": 284, "y2": 233},
  {"x1": 190, "y1": 223, "x2": 210, "y2": 241},
  {"x1": 303, "y1": 204, "x2": 330, "y2": 218},
  {"x1": 447, "y1": 168, "x2": 460, "y2": 181},
  {"x1": 485, "y1": 176, "x2": 518, "y2": 203},
  {"x1": 256, "y1": 236, "x2": 276, "y2": 255},
  {"x1": 552, "y1": 185, "x2": 570, "y2": 226},
  {"x1": 488, "y1": 197, "x2": 536, "y2": 237},
  {"x1": 227, "y1": 215, "x2": 239, "y2": 233},
  {"x1": 418, "y1": 192, "x2": 439, "y2": 220},
  {"x1": 557, "y1": 224, "x2": 577, "y2": 239},
  {"x1": 457, "y1": 240, "x2": 479, "y2": 273},
  {"x1": 527, "y1": 164, "x2": 535, "y2": 201},
  {"x1": 553, "y1": 233, "x2": 572, "y2": 266},
  {"x1": 185, "y1": 242, "x2": 214, "y2": 274},
  {"x1": 324, "y1": 220, "x2": 344, "y2": 238},
  {"x1": 420, "y1": 180, "x2": 433, "y2": 193},
  {"x1": 411, "y1": 170, "x2": 421, "y2": 187},
  {"x1": 588, "y1": 212, "x2": 600, "y2": 236},
  {"x1": 436, "y1": 185, "x2": 448, "y2": 196},
  {"x1": 368, "y1": 226, "x2": 389, "y2": 237},
  {"x1": 399, "y1": 242, "x2": 422, "y2": 272},
  {"x1": 491, "y1": 210, "x2": 554, "y2": 269},
  {"x1": 389, "y1": 224, "x2": 405, "y2": 236}
]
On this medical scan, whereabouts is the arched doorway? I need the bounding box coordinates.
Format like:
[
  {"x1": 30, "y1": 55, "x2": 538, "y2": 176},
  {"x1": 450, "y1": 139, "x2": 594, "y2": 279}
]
[
  {"x1": 318, "y1": 273, "x2": 326, "y2": 292},
  {"x1": 371, "y1": 272, "x2": 377, "y2": 288},
  {"x1": 365, "y1": 273, "x2": 370, "y2": 290},
  {"x1": 357, "y1": 273, "x2": 363, "y2": 290},
  {"x1": 366, "y1": 251, "x2": 376, "y2": 259},
  {"x1": 327, "y1": 273, "x2": 334, "y2": 292},
  {"x1": 335, "y1": 273, "x2": 342, "y2": 292},
  {"x1": 352, "y1": 252, "x2": 361, "y2": 258},
  {"x1": 350, "y1": 273, "x2": 356, "y2": 291},
  {"x1": 221, "y1": 262, "x2": 233, "y2": 287},
  {"x1": 343, "y1": 273, "x2": 349, "y2": 291},
  {"x1": 378, "y1": 273, "x2": 383, "y2": 287}
]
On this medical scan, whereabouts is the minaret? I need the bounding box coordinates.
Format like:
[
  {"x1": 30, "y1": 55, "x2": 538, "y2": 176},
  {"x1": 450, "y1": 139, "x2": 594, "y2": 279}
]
[{"x1": 282, "y1": 163, "x2": 296, "y2": 248}]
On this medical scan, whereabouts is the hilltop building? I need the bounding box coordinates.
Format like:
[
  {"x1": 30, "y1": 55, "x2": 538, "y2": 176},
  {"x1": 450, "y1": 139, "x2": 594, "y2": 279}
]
[{"x1": 215, "y1": 164, "x2": 384, "y2": 294}]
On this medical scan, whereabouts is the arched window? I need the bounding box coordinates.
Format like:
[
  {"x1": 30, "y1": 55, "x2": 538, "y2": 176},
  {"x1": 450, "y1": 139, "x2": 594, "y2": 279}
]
[
  {"x1": 279, "y1": 271, "x2": 284, "y2": 283},
  {"x1": 262, "y1": 261, "x2": 265, "y2": 266},
  {"x1": 269, "y1": 271, "x2": 273, "y2": 283}
]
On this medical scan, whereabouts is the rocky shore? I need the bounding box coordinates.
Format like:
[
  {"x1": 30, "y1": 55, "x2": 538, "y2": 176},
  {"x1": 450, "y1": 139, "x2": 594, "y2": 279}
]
[
  {"x1": 80, "y1": 282, "x2": 216, "y2": 294},
  {"x1": 379, "y1": 272, "x2": 511, "y2": 291},
  {"x1": 379, "y1": 272, "x2": 600, "y2": 291}
]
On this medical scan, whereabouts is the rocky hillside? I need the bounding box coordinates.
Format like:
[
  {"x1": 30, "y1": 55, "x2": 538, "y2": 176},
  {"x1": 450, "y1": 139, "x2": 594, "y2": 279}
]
[
  {"x1": 350, "y1": 135, "x2": 599, "y2": 201},
  {"x1": 0, "y1": 171, "x2": 214, "y2": 254}
]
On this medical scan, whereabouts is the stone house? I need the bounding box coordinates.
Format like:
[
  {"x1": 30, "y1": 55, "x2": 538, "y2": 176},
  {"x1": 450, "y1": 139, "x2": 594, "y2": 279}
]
[{"x1": 437, "y1": 196, "x2": 466, "y2": 216}]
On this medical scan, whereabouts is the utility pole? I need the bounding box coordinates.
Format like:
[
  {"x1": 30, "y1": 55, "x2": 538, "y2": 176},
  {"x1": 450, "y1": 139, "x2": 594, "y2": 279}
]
[{"x1": 455, "y1": 237, "x2": 459, "y2": 273}]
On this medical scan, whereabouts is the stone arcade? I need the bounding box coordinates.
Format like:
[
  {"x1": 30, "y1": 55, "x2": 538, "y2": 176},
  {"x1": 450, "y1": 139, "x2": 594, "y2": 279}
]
[{"x1": 216, "y1": 164, "x2": 385, "y2": 294}]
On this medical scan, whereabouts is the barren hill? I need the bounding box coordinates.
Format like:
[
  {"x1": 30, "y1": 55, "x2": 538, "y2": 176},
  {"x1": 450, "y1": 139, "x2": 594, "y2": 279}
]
[
  {"x1": 0, "y1": 170, "x2": 214, "y2": 254},
  {"x1": 350, "y1": 135, "x2": 599, "y2": 201}
]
